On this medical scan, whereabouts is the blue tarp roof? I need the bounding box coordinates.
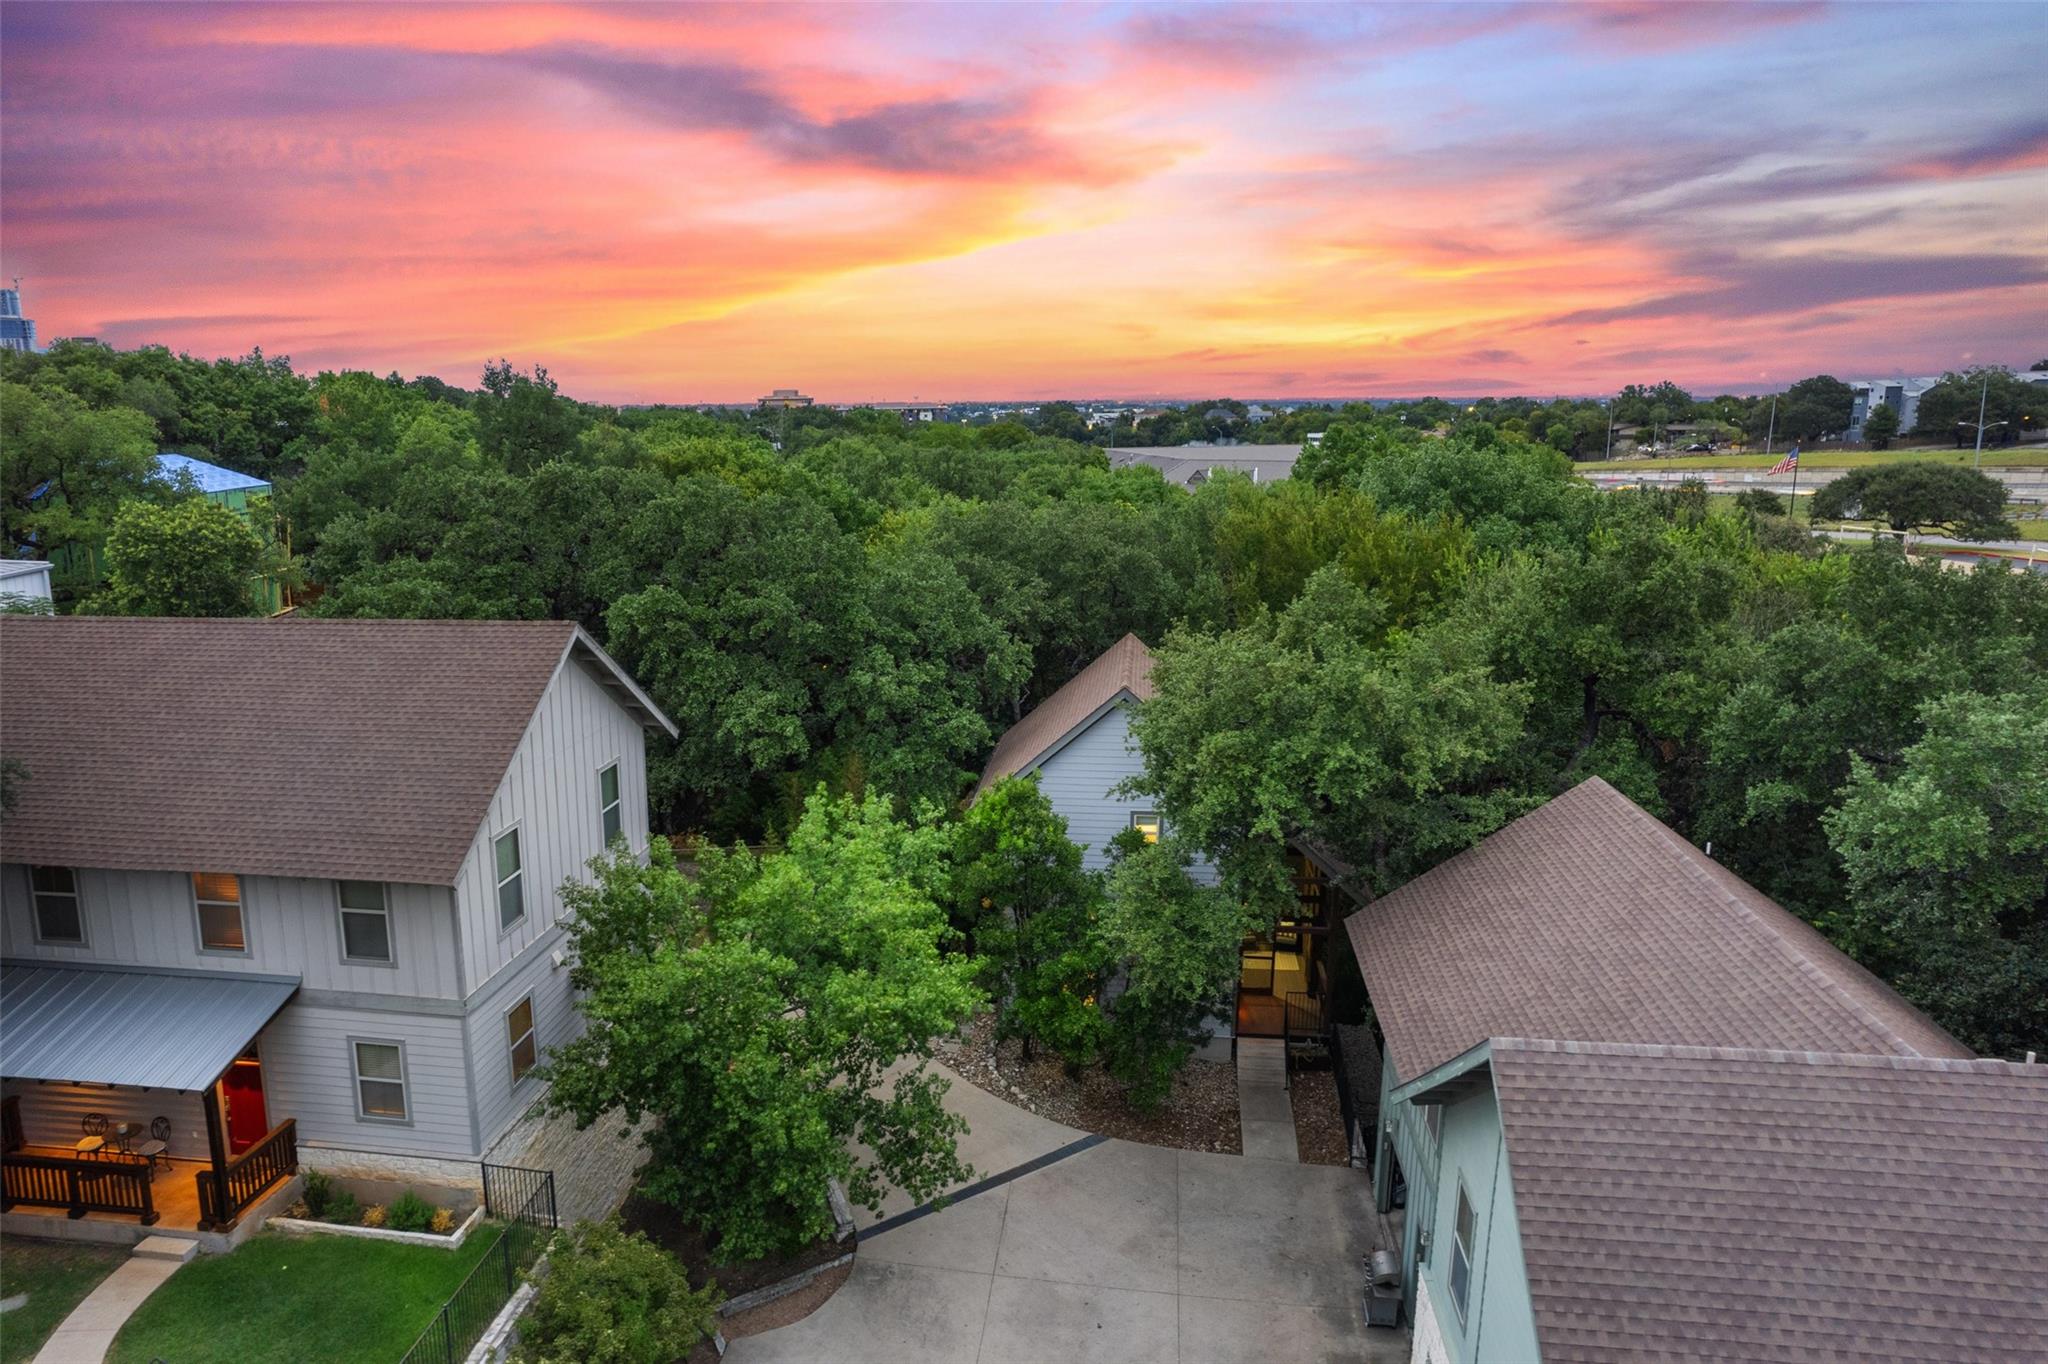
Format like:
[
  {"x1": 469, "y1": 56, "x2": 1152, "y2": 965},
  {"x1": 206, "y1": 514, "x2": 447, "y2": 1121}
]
[
  {"x1": 155, "y1": 452, "x2": 271, "y2": 495},
  {"x1": 0, "y1": 963, "x2": 298, "y2": 1091}
]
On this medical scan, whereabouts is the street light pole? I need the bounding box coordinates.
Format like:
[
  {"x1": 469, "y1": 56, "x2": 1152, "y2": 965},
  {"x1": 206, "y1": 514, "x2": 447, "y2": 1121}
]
[
  {"x1": 1973, "y1": 370, "x2": 1990, "y2": 469},
  {"x1": 1763, "y1": 393, "x2": 1777, "y2": 458}
]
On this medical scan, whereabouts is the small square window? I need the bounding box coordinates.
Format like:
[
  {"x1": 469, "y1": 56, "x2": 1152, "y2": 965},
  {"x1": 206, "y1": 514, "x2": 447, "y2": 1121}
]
[
  {"x1": 338, "y1": 880, "x2": 392, "y2": 963},
  {"x1": 494, "y1": 830, "x2": 525, "y2": 930},
  {"x1": 506, "y1": 995, "x2": 537, "y2": 1086},
  {"x1": 598, "y1": 763, "x2": 622, "y2": 847},
  {"x1": 193, "y1": 873, "x2": 245, "y2": 952},
  {"x1": 30, "y1": 866, "x2": 85, "y2": 945},
  {"x1": 353, "y1": 1040, "x2": 408, "y2": 1120},
  {"x1": 1130, "y1": 812, "x2": 1161, "y2": 844}
]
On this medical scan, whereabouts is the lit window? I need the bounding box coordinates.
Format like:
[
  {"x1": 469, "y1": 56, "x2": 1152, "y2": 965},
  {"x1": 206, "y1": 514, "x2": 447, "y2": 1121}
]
[
  {"x1": 30, "y1": 866, "x2": 85, "y2": 944},
  {"x1": 598, "y1": 763, "x2": 622, "y2": 847},
  {"x1": 193, "y1": 873, "x2": 245, "y2": 952},
  {"x1": 494, "y1": 830, "x2": 525, "y2": 930},
  {"x1": 338, "y1": 881, "x2": 392, "y2": 963},
  {"x1": 1450, "y1": 1181, "x2": 1476, "y2": 1323},
  {"x1": 506, "y1": 996, "x2": 537, "y2": 1086},
  {"x1": 352, "y1": 1040, "x2": 408, "y2": 1120},
  {"x1": 1130, "y1": 812, "x2": 1161, "y2": 844}
]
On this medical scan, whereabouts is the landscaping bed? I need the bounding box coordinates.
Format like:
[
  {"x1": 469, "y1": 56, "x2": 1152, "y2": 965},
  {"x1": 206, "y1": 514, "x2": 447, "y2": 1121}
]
[
  {"x1": 1290, "y1": 1070, "x2": 1350, "y2": 1166},
  {"x1": 619, "y1": 1189, "x2": 845, "y2": 1301},
  {"x1": 0, "y1": 1237, "x2": 127, "y2": 1364},
  {"x1": 106, "y1": 1225, "x2": 506, "y2": 1364},
  {"x1": 936, "y1": 1011, "x2": 1242, "y2": 1154}
]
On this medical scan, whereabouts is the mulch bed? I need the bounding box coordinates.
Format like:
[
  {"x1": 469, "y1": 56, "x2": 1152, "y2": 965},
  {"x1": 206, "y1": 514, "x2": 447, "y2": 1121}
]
[
  {"x1": 620, "y1": 1189, "x2": 846, "y2": 1300},
  {"x1": 934, "y1": 1011, "x2": 1242, "y2": 1154},
  {"x1": 1289, "y1": 1069, "x2": 1350, "y2": 1166}
]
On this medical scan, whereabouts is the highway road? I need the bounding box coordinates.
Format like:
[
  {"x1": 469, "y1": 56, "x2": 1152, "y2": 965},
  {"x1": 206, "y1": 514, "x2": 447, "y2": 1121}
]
[{"x1": 1579, "y1": 463, "x2": 2048, "y2": 503}]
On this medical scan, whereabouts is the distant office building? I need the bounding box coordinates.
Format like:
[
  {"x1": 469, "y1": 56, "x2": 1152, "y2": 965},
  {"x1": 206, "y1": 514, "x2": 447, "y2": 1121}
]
[
  {"x1": 758, "y1": 388, "x2": 814, "y2": 408},
  {"x1": 1847, "y1": 377, "x2": 1940, "y2": 437},
  {"x1": 0, "y1": 284, "x2": 36, "y2": 353}
]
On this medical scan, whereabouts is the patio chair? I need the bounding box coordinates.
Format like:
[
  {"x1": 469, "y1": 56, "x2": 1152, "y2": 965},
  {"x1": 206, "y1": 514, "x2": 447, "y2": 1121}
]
[
  {"x1": 137, "y1": 1117, "x2": 172, "y2": 1174},
  {"x1": 76, "y1": 1112, "x2": 108, "y2": 1159}
]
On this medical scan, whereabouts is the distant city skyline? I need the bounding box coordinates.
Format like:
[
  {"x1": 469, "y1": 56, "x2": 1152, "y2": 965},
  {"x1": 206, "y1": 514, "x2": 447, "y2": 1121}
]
[{"x1": 3, "y1": 2, "x2": 2044, "y2": 404}]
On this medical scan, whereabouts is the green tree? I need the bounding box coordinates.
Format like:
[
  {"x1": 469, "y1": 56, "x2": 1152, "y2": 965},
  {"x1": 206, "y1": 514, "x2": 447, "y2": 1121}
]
[
  {"x1": 1860, "y1": 403, "x2": 1900, "y2": 450},
  {"x1": 1810, "y1": 462, "x2": 2016, "y2": 539},
  {"x1": 1823, "y1": 690, "x2": 2048, "y2": 1056},
  {"x1": 1910, "y1": 367, "x2": 2034, "y2": 440},
  {"x1": 1771, "y1": 375, "x2": 1854, "y2": 443},
  {"x1": 1098, "y1": 837, "x2": 1249, "y2": 1109},
  {"x1": 543, "y1": 794, "x2": 982, "y2": 1259},
  {"x1": 1, "y1": 381, "x2": 159, "y2": 570},
  {"x1": 91, "y1": 497, "x2": 270, "y2": 617},
  {"x1": 517, "y1": 1219, "x2": 720, "y2": 1364},
  {"x1": 477, "y1": 360, "x2": 587, "y2": 473},
  {"x1": 949, "y1": 777, "x2": 1110, "y2": 1064}
]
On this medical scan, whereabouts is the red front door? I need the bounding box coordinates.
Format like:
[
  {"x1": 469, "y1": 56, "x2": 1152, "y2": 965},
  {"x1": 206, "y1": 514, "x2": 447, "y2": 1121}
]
[{"x1": 221, "y1": 1058, "x2": 269, "y2": 1154}]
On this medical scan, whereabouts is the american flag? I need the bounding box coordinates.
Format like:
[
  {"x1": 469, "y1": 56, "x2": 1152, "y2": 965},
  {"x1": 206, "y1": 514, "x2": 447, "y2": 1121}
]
[{"x1": 1767, "y1": 445, "x2": 1800, "y2": 476}]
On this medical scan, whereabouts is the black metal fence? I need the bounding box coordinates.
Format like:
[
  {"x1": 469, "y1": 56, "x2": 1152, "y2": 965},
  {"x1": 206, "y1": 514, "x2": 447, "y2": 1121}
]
[{"x1": 398, "y1": 1165, "x2": 557, "y2": 1364}]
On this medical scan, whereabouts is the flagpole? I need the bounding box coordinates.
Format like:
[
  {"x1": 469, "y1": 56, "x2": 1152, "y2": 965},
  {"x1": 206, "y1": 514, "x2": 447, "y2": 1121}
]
[{"x1": 1764, "y1": 394, "x2": 1776, "y2": 457}]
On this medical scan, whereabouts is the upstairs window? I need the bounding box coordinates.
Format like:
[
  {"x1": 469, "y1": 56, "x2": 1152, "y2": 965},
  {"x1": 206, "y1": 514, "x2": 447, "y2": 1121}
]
[
  {"x1": 338, "y1": 881, "x2": 393, "y2": 964},
  {"x1": 1450, "y1": 1181, "x2": 1476, "y2": 1323},
  {"x1": 494, "y1": 829, "x2": 525, "y2": 930},
  {"x1": 1130, "y1": 811, "x2": 1162, "y2": 844},
  {"x1": 30, "y1": 866, "x2": 85, "y2": 945},
  {"x1": 598, "y1": 762, "x2": 622, "y2": 847},
  {"x1": 506, "y1": 995, "x2": 537, "y2": 1086},
  {"x1": 352, "y1": 1040, "x2": 408, "y2": 1121},
  {"x1": 192, "y1": 872, "x2": 245, "y2": 952}
]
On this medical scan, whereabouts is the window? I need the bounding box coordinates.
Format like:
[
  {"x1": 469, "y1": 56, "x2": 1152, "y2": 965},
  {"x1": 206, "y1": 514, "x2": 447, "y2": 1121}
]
[
  {"x1": 598, "y1": 762, "x2": 622, "y2": 847},
  {"x1": 192, "y1": 872, "x2": 245, "y2": 952},
  {"x1": 352, "y1": 1040, "x2": 408, "y2": 1120},
  {"x1": 494, "y1": 829, "x2": 525, "y2": 930},
  {"x1": 1129, "y1": 811, "x2": 1161, "y2": 844},
  {"x1": 30, "y1": 866, "x2": 85, "y2": 945},
  {"x1": 1449, "y1": 1181, "x2": 1476, "y2": 1323},
  {"x1": 338, "y1": 881, "x2": 392, "y2": 963},
  {"x1": 1425, "y1": 1103, "x2": 1443, "y2": 1149},
  {"x1": 506, "y1": 995, "x2": 537, "y2": 1086}
]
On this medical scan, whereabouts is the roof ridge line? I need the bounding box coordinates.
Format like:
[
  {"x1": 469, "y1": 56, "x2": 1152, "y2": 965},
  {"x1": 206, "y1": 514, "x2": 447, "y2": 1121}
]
[{"x1": 1491, "y1": 1036, "x2": 2028, "y2": 1073}]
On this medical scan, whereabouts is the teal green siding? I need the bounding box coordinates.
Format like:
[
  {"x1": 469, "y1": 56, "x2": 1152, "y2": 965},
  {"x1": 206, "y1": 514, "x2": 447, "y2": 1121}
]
[
  {"x1": 1422, "y1": 1084, "x2": 1540, "y2": 1363},
  {"x1": 1374, "y1": 1040, "x2": 1440, "y2": 1318}
]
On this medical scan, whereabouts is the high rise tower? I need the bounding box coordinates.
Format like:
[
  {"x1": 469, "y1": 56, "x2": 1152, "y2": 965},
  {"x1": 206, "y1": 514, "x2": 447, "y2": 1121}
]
[{"x1": 0, "y1": 280, "x2": 37, "y2": 352}]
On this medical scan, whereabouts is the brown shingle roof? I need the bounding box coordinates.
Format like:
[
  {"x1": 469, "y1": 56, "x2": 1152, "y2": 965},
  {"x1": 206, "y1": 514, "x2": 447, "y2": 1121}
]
[
  {"x1": 1487, "y1": 1040, "x2": 2048, "y2": 1364},
  {"x1": 0, "y1": 616, "x2": 669, "y2": 884},
  {"x1": 1345, "y1": 778, "x2": 1967, "y2": 1080},
  {"x1": 973, "y1": 633, "x2": 1154, "y2": 796}
]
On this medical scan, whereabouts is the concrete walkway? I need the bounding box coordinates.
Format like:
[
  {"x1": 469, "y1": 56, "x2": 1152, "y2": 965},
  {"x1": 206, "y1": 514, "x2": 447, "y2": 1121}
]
[
  {"x1": 729, "y1": 1139, "x2": 1403, "y2": 1364},
  {"x1": 1235, "y1": 1039, "x2": 1299, "y2": 1163},
  {"x1": 33, "y1": 1238, "x2": 193, "y2": 1364}
]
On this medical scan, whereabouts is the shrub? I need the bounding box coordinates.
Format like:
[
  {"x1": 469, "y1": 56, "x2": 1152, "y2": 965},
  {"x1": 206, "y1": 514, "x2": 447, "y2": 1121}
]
[
  {"x1": 517, "y1": 1219, "x2": 721, "y2": 1364},
  {"x1": 301, "y1": 1169, "x2": 334, "y2": 1218},
  {"x1": 386, "y1": 1190, "x2": 437, "y2": 1233},
  {"x1": 429, "y1": 1207, "x2": 456, "y2": 1235},
  {"x1": 323, "y1": 1190, "x2": 361, "y2": 1226},
  {"x1": 360, "y1": 1204, "x2": 387, "y2": 1228}
]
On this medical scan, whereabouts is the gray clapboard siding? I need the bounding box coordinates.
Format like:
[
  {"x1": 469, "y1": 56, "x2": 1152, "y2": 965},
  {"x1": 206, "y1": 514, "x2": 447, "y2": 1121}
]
[
  {"x1": 463, "y1": 931, "x2": 589, "y2": 1157},
  {"x1": 2, "y1": 1078, "x2": 207, "y2": 1156},
  {"x1": 1031, "y1": 704, "x2": 1215, "y2": 882},
  {"x1": 452, "y1": 654, "x2": 650, "y2": 993},
  {"x1": 257, "y1": 1001, "x2": 475, "y2": 1159},
  {"x1": 0, "y1": 864, "x2": 460, "y2": 999}
]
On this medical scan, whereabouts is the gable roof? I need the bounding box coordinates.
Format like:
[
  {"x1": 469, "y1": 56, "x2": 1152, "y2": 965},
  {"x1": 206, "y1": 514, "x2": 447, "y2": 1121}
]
[
  {"x1": 1485, "y1": 1040, "x2": 2048, "y2": 1364},
  {"x1": 154, "y1": 452, "x2": 271, "y2": 495},
  {"x1": 973, "y1": 633, "x2": 1155, "y2": 796},
  {"x1": 0, "y1": 616, "x2": 675, "y2": 884},
  {"x1": 1344, "y1": 777, "x2": 1967, "y2": 1080}
]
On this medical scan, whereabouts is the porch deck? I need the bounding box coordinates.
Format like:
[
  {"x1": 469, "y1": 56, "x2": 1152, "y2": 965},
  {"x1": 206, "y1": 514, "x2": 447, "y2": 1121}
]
[{"x1": 8, "y1": 1147, "x2": 212, "y2": 1230}]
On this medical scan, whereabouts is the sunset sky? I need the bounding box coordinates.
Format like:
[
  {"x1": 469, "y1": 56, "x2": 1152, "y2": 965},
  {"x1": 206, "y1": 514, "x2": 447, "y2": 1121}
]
[{"x1": 4, "y1": 2, "x2": 2044, "y2": 404}]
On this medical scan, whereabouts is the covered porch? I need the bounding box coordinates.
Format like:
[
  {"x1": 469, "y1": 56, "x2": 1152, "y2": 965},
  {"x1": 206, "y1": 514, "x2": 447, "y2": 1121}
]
[
  {"x1": 1, "y1": 962, "x2": 301, "y2": 1239},
  {"x1": 1233, "y1": 844, "x2": 1357, "y2": 1055}
]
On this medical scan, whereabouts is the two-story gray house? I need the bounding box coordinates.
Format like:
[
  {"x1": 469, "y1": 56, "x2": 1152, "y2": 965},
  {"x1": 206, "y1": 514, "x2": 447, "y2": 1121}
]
[{"x1": 0, "y1": 617, "x2": 674, "y2": 1235}]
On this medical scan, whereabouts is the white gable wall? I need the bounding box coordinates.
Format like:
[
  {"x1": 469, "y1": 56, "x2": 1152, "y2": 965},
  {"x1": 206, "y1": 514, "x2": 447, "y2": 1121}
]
[{"x1": 1030, "y1": 702, "x2": 1213, "y2": 883}]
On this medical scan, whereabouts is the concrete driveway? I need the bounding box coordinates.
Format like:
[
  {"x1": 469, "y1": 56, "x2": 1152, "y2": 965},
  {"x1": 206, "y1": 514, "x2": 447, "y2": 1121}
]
[{"x1": 728, "y1": 1133, "x2": 1406, "y2": 1364}]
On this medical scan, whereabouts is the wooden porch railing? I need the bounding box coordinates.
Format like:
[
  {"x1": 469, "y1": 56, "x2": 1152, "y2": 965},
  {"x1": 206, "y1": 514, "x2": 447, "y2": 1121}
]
[
  {"x1": 2, "y1": 1149, "x2": 159, "y2": 1224},
  {"x1": 197, "y1": 1118, "x2": 298, "y2": 1229}
]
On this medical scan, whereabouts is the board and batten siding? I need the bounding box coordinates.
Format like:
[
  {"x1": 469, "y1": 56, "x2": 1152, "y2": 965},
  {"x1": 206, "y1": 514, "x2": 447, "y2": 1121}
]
[
  {"x1": 0, "y1": 864, "x2": 460, "y2": 999},
  {"x1": 1029, "y1": 702, "x2": 1214, "y2": 882},
  {"x1": 451, "y1": 653, "x2": 651, "y2": 994},
  {"x1": 1423, "y1": 1085, "x2": 1541, "y2": 1364},
  {"x1": 462, "y1": 928, "x2": 588, "y2": 1157},
  {"x1": 256, "y1": 1001, "x2": 475, "y2": 1160},
  {"x1": 2, "y1": 1078, "x2": 208, "y2": 1157}
]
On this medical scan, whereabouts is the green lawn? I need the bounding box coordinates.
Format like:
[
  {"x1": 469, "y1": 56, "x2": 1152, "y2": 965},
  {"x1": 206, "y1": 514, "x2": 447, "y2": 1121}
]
[
  {"x1": 1, "y1": 1238, "x2": 129, "y2": 1364},
  {"x1": 106, "y1": 1226, "x2": 506, "y2": 1364},
  {"x1": 1576, "y1": 447, "x2": 2048, "y2": 471}
]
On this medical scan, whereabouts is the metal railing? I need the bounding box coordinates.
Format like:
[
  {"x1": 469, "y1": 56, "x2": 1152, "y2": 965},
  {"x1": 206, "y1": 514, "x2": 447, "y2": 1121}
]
[
  {"x1": 196, "y1": 1119, "x2": 297, "y2": 1229},
  {"x1": 398, "y1": 1166, "x2": 558, "y2": 1364},
  {"x1": 1, "y1": 1149, "x2": 159, "y2": 1224}
]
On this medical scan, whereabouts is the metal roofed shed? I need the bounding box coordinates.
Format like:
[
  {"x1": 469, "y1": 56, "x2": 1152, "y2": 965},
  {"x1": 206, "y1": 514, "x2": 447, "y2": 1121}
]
[
  {"x1": 153, "y1": 452, "x2": 272, "y2": 501},
  {"x1": 1, "y1": 963, "x2": 298, "y2": 1092}
]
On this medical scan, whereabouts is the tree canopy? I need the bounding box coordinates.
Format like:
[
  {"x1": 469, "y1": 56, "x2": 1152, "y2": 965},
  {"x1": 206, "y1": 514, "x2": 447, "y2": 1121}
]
[{"x1": 1809, "y1": 462, "x2": 2017, "y2": 539}]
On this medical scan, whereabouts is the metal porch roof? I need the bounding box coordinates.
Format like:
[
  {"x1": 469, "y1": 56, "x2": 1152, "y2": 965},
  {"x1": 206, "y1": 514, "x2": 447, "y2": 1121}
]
[{"x1": 0, "y1": 963, "x2": 298, "y2": 1092}]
